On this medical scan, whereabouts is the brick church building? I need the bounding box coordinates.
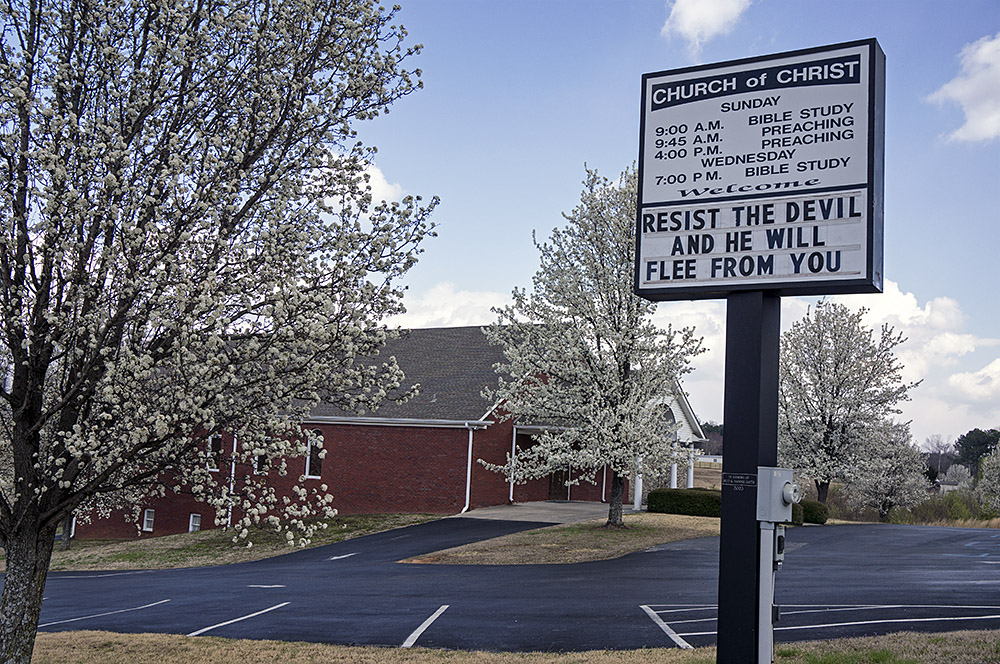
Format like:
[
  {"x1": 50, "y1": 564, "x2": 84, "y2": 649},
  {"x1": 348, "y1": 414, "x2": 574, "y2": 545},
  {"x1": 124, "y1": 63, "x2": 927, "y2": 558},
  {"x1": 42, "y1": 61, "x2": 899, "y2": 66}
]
[{"x1": 74, "y1": 326, "x2": 704, "y2": 539}]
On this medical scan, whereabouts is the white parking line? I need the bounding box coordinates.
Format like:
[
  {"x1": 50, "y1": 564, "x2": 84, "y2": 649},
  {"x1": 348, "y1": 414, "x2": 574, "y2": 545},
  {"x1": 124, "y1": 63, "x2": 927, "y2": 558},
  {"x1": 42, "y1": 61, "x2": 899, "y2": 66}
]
[
  {"x1": 402, "y1": 605, "x2": 449, "y2": 648},
  {"x1": 247, "y1": 585, "x2": 286, "y2": 588},
  {"x1": 187, "y1": 602, "x2": 290, "y2": 637},
  {"x1": 55, "y1": 571, "x2": 150, "y2": 579},
  {"x1": 677, "y1": 612, "x2": 1000, "y2": 637},
  {"x1": 640, "y1": 605, "x2": 693, "y2": 649},
  {"x1": 328, "y1": 553, "x2": 358, "y2": 561},
  {"x1": 38, "y1": 599, "x2": 171, "y2": 628},
  {"x1": 776, "y1": 614, "x2": 1000, "y2": 633}
]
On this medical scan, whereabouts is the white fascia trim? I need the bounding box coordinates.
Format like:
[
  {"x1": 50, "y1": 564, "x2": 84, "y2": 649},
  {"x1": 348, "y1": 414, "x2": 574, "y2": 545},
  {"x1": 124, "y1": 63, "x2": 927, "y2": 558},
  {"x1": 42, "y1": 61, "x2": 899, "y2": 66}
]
[
  {"x1": 672, "y1": 380, "x2": 708, "y2": 443},
  {"x1": 480, "y1": 400, "x2": 502, "y2": 422},
  {"x1": 302, "y1": 416, "x2": 492, "y2": 430}
]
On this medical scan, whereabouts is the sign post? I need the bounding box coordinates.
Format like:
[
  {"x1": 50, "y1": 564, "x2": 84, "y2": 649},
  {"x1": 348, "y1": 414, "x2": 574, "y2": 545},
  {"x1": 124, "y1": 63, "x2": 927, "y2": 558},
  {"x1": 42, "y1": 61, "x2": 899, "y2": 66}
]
[{"x1": 635, "y1": 39, "x2": 885, "y2": 663}]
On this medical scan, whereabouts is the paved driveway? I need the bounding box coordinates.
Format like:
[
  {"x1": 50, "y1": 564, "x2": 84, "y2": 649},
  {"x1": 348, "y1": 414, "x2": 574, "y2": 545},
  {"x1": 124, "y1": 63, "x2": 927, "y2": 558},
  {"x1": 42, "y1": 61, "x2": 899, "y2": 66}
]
[{"x1": 24, "y1": 511, "x2": 1000, "y2": 651}]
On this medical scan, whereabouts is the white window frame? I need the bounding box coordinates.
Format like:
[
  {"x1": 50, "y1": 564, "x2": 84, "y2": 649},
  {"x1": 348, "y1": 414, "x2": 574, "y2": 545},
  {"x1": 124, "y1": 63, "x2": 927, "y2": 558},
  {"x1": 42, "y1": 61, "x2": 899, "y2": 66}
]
[
  {"x1": 142, "y1": 509, "x2": 155, "y2": 532},
  {"x1": 304, "y1": 429, "x2": 324, "y2": 479},
  {"x1": 207, "y1": 434, "x2": 223, "y2": 472},
  {"x1": 188, "y1": 513, "x2": 201, "y2": 533}
]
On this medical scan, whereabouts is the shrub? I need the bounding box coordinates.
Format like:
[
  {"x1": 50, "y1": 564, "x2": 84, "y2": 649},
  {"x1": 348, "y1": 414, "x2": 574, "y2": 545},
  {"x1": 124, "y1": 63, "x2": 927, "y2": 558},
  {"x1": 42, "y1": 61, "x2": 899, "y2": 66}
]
[
  {"x1": 791, "y1": 502, "x2": 804, "y2": 526},
  {"x1": 647, "y1": 488, "x2": 721, "y2": 517},
  {"x1": 800, "y1": 499, "x2": 828, "y2": 524},
  {"x1": 908, "y1": 489, "x2": 982, "y2": 522}
]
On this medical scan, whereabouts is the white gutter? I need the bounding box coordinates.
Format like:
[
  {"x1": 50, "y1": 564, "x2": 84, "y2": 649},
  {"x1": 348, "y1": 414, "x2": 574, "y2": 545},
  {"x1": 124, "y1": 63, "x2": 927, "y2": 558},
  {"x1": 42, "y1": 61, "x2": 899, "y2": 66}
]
[
  {"x1": 226, "y1": 435, "x2": 238, "y2": 529},
  {"x1": 303, "y1": 415, "x2": 491, "y2": 430},
  {"x1": 509, "y1": 426, "x2": 517, "y2": 503},
  {"x1": 460, "y1": 425, "x2": 475, "y2": 513}
]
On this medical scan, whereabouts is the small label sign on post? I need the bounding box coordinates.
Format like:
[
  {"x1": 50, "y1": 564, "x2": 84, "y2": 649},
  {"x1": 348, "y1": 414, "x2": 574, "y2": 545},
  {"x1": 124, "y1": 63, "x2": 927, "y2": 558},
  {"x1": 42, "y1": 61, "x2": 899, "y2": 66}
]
[{"x1": 634, "y1": 39, "x2": 885, "y2": 664}]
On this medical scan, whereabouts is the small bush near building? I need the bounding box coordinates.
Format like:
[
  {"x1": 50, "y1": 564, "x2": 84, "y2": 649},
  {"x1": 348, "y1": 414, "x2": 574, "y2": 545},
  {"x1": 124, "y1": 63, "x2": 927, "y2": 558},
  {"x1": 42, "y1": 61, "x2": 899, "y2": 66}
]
[
  {"x1": 647, "y1": 488, "x2": 721, "y2": 517},
  {"x1": 800, "y1": 499, "x2": 828, "y2": 524},
  {"x1": 791, "y1": 502, "x2": 804, "y2": 526}
]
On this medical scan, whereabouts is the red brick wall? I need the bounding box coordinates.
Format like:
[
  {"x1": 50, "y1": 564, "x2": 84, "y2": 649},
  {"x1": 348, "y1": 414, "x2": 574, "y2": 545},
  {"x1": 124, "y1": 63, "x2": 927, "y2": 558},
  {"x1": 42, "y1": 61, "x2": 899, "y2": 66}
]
[
  {"x1": 297, "y1": 422, "x2": 469, "y2": 515},
  {"x1": 74, "y1": 492, "x2": 219, "y2": 540},
  {"x1": 73, "y1": 420, "x2": 624, "y2": 540}
]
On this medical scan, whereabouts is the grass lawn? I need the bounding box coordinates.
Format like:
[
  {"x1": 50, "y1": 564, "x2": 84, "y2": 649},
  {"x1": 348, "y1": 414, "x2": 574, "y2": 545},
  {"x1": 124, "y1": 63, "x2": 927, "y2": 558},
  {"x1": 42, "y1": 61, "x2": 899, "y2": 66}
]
[
  {"x1": 405, "y1": 512, "x2": 721, "y2": 565},
  {"x1": 1, "y1": 513, "x2": 438, "y2": 572},
  {"x1": 30, "y1": 629, "x2": 1000, "y2": 663}
]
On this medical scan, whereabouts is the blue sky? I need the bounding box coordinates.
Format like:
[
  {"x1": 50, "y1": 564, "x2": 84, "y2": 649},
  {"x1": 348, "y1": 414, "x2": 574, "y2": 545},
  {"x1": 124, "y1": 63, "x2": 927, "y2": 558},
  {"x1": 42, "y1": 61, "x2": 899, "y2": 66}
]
[{"x1": 357, "y1": 1, "x2": 1000, "y2": 447}]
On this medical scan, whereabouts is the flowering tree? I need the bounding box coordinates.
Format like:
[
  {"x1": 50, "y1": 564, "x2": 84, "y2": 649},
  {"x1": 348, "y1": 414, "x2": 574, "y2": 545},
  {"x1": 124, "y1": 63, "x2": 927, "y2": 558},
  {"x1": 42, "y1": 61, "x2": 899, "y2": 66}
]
[
  {"x1": 846, "y1": 421, "x2": 927, "y2": 522},
  {"x1": 976, "y1": 447, "x2": 1000, "y2": 513},
  {"x1": 0, "y1": 0, "x2": 435, "y2": 660},
  {"x1": 778, "y1": 300, "x2": 919, "y2": 503},
  {"x1": 484, "y1": 167, "x2": 703, "y2": 527},
  {"x1": 944, "y1": 463, "x2": 974, "y2": 490}
]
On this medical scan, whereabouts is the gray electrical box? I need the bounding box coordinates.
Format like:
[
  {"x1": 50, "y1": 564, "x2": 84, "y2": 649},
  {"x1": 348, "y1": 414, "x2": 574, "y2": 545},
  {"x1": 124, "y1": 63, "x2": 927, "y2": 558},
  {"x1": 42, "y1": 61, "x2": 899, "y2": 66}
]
[{"x1": 756, "y1": 466, "x2": 800, "y2": 523}]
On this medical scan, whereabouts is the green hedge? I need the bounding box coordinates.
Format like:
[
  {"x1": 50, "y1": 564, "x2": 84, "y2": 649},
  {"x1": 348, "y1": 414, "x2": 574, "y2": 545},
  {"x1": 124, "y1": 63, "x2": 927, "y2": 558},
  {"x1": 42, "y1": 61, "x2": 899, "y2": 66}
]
[
  {"x1": 801, "y1": 499, "x2": 829, "y2": 524},
  {"x1": 647, "y1": 488, "x2": 721, "y2": 517},
  {"x1": 645, "y1": 488, "x2": 828, "y2": 525}
]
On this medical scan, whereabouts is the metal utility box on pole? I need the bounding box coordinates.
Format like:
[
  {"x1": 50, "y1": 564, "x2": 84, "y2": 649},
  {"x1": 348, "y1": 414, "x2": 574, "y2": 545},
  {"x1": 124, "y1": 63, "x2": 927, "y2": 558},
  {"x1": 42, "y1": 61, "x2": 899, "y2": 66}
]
[{"x1": 634, "y1": 39, "x2": 885, "y2": 663}]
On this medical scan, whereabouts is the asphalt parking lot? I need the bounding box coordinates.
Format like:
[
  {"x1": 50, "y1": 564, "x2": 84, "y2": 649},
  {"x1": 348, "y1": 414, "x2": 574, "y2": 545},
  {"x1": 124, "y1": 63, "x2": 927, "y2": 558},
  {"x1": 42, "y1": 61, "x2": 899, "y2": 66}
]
[{"x1": 23, "y1": 510, "x2": 1000, "y2": 651}]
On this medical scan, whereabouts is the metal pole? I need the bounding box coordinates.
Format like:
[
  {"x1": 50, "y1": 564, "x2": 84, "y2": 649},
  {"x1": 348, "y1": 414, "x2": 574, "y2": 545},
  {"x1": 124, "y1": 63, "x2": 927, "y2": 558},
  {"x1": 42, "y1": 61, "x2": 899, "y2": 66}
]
[
  {"x1": 716, "y1": 290, "x2": 780, "y2": 663},
  {"x1": 758, "y1": 522, "x2": 775, "y2": 663}
]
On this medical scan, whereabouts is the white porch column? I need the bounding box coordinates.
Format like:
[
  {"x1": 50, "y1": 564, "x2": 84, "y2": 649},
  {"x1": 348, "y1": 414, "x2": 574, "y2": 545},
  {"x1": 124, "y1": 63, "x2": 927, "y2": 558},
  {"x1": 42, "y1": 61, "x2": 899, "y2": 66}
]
[
  {"x1": 687, "y1": 448, "x2": 694, "y2": 489},
  {"x1": 633, "y1": 456, "x2": 643, "y2": 511}
]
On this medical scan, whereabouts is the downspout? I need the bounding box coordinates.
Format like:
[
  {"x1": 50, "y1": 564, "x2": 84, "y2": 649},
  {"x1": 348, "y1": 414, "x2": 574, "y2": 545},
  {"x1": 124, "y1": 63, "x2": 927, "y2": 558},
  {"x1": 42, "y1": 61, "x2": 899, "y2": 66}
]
[
  {"x1": 601, "y1": 465, "x2": 607, "y2": 503},
  {"x1": 460, "y1": 425, "x2": 475, "y2": 513},
  {"x1": 226, "y1": 435, "x2": 238, "y2": 529},
  {"x1": 509, "y1": 426, "x2": 517, "y2": 503}
]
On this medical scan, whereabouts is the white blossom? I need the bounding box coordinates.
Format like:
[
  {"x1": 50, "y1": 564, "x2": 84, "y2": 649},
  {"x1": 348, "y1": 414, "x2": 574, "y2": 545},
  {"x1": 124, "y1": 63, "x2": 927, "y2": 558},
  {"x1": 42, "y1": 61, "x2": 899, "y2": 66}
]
[
  {"x1": 483, "y1": 167, "x2": 703, "y2": 527},
  {"x1": 778, "y1": 300, "x2": 920, "y2": 503},
  {"x1": 0, "y1": 0, "x2": 433, "y2": 660},
  {"x1": 845, "y1": 420, "x2": 928, "y2": 521}
]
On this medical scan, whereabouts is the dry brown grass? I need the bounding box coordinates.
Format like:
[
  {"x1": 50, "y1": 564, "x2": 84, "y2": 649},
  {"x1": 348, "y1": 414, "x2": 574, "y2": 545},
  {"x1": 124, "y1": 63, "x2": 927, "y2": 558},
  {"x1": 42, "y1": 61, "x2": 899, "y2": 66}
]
[
  {"x1": 691, "y1": 467, "x2": 723, "y2": 490},
  {"x1": 30, "y1": 629, "x2": 1000, "y2": 663},
  {"x1": 404, "y1": 512, "x2": 720, "y2": 565},
  {"x1": 2, "y1": 514, "x2": 437, "y2": 572}
]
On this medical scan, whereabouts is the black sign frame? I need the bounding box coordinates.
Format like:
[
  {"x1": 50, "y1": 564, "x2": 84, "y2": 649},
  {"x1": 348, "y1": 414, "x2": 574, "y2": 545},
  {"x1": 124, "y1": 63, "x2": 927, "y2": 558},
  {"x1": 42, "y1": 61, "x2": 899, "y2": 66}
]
[{"x1": 634, "y1": 39, "x2": 885, "y2": 301}]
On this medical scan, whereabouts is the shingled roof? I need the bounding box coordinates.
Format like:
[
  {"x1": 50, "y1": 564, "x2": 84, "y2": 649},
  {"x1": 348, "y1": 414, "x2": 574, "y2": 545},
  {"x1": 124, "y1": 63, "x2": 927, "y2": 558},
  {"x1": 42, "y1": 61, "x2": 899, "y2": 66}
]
[{"x1": 309, "y1": 326, "x2": 506, "y2": 423}]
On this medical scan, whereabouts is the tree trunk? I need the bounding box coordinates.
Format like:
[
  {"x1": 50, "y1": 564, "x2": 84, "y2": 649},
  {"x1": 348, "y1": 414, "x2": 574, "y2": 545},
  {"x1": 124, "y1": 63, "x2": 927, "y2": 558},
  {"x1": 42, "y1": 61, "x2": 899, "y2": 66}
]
[
  {"x1": 815, "y1": 479, "x2": 830, "y2": 504},
  {"x1": 606, "y1": 470, "x2": 625, "y2": 527},
  {"x1": 0, "y1": 524, "x2": 58, "y2": 664},
  {"x1": 59, "y1": 514, "x2": 73, "y2": 551}
]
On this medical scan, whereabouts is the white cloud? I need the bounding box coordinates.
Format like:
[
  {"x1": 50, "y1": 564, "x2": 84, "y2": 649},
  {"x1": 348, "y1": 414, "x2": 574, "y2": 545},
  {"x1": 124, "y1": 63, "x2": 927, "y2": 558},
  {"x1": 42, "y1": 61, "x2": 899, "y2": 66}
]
[
  {"x1": 928, "y1": 32, "x2": 1000, "y2": 142},
  {"x1": 653, "y1": 300, "x2": 727, "y2": 424},
  {"x1": 661, "y1": 0, "x2": 751, "y2": 59},
  {"x1": 365, "y1": 163, "x2": 405, "y2": 204},
  {"x1": 390, "y1": 279, "x2": 1000, "y2": 441},
  {"x1": 833, "y1": 282, "x2": 995, "y2": 384},
  {"x1": 948, "y1": 359, "x2": 1000, "y2": 404},
  {"x1": 651, "y1": 281, "x2": 999, "y2": 439},
  {"x1": 390, "y1": 282, "x2": 510, "y2": 329}
]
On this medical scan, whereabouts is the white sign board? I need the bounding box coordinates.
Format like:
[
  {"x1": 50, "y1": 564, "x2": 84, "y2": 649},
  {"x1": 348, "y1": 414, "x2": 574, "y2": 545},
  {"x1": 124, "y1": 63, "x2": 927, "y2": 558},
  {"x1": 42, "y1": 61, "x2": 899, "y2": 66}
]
[{"x1": 635, "y1": 39, "x2": 885, "y2": 300}]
